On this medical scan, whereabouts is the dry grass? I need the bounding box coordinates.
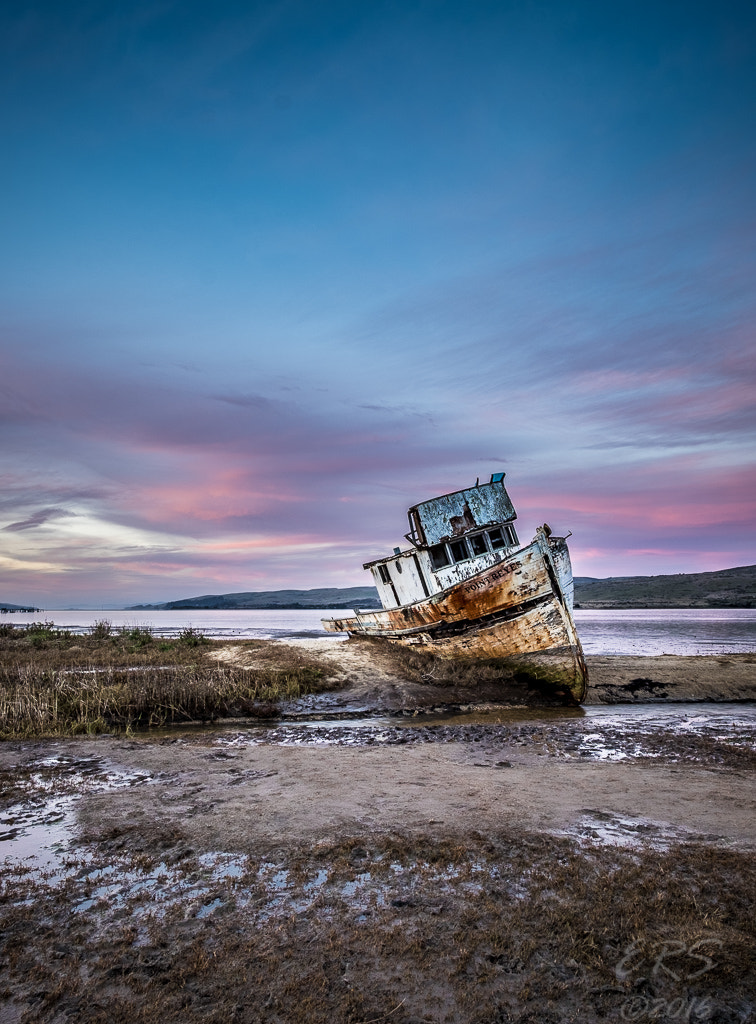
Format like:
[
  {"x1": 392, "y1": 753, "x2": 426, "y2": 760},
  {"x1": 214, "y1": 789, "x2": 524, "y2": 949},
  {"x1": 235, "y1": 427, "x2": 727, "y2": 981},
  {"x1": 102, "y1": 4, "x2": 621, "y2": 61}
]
[
  {"x1": 0, "y1": 622, "x2": 335, "y2": 738},
  {"x1": 377, "y1": 642, "x2": 570, "y2": 704},
  {"x1": 365, "y1": 639, "x2": 517, "y2": 690},
  {"x1": 1, "y1": 828, "x2": 753, "y2": 1023}
]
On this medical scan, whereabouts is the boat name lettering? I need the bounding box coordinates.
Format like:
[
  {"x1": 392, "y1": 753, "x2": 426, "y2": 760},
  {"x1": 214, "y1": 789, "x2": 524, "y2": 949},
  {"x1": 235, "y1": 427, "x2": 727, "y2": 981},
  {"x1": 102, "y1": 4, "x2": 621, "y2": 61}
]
[{"x1": 464, "y1": 564, "x2": 515, "y2": 593}]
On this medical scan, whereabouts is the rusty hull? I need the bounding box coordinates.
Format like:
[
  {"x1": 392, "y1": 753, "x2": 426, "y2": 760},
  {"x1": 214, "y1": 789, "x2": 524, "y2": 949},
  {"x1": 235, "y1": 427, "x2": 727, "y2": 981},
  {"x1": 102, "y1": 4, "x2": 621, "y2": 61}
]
[{"x1": 324, "y1": 532, "x2": 587, "y2": 704}]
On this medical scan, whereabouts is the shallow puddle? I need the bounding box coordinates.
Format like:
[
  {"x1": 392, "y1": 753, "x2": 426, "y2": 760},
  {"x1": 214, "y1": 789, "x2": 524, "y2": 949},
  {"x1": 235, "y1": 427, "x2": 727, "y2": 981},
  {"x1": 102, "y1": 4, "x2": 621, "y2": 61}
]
[
  {"x1": 0, "y1": 755, "x2": 152, "y2": 876},
  {"x1": 0, "y1": 795, "x2": 75, "y2": 872},
  {"x1": 561, "y1": 810, "x2": 727, "y2": 851},
  {"x1": 150, "y1": 701, "x2": 756, "y2": 744}
]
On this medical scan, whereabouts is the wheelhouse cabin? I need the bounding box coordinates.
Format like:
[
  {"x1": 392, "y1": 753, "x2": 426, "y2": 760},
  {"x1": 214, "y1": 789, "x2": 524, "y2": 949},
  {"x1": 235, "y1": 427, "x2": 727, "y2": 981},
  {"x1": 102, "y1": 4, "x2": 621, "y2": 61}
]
[{"x1": 364, "y1": 474, "x2": 520, "y2": 610}]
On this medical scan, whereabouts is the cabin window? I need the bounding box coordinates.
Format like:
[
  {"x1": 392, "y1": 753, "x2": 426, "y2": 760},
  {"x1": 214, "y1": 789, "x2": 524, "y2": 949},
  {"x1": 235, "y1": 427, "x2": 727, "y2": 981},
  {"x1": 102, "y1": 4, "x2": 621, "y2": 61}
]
[
  {"x1": 410, "y1": 510, "x2": 424, "y2": 544},
  {"x1": 396, "y1": 560, "x2": 402, "y2": 573},
  {"x1": 469, "y1": 533, "x2": 487, "y2": 556},
  {"x1": 505, "y1": 524, "x2": 518, "y2": 546},
  {"x1": 488, "y1": 528, "x2": 506, "y2": 550},
  {"x1": 449, "y1": 538, "x2": 468, "y2": 563},
  {"x1": 378, "y1": 564, "x2": 391, "y2": 584},
  {"x1": 429, "y1": 544, "x2": 450, "y2": 570}
]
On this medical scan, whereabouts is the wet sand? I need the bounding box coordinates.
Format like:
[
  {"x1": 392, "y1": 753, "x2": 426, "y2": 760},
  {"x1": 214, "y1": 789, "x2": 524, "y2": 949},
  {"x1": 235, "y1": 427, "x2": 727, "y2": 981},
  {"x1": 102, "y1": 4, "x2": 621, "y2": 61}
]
[
  {"x1": 0, "y1": 649, "x2": 754, "y2": 1023},
  {"x1": 584, "y1": 653, "x2": 756, "y2": 704},
  {"x1": 52, "y1": 718, "x2": 756, "y2": 853}
]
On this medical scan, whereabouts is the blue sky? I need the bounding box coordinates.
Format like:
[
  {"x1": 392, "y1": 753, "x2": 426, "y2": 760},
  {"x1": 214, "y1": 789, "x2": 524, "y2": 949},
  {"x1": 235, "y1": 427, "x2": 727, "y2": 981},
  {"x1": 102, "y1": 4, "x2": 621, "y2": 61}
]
[{"x1": 1, "y1": 0, "x2": 754, "y2": 605}]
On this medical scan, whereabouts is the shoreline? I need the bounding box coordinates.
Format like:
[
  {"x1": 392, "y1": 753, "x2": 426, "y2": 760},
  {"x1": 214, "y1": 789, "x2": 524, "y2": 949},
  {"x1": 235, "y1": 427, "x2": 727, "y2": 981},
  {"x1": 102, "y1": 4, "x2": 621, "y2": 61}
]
[
  {"x1": 264, "y1": 640, "x2": 756, "y2": 712},
  {"x1": 1, "y1": 636, "x2": 753, "y2": 743}
]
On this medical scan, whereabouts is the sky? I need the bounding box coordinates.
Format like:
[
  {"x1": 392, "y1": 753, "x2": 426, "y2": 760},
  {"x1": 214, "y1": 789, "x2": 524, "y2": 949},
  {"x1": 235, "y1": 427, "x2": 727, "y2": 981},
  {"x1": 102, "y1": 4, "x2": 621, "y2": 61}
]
[{"x1": 1, "y1": 0, "x2": 754, "y2": 607}]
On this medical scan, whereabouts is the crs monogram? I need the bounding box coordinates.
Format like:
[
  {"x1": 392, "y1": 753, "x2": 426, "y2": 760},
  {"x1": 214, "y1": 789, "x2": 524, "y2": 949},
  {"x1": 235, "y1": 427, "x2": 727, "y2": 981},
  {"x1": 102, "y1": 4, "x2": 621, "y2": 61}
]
[{"x1": 615, "y1": 938, "x2": 722, "y2": 982}]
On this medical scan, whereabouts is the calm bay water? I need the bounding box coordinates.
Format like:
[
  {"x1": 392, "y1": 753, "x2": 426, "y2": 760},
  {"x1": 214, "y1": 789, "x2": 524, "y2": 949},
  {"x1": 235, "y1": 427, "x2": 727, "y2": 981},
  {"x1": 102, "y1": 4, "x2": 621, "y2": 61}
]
[
  {"x1": 573, "y1": 608, "x2": 756, "y2": 656},
  {"x1": 2, "y1": 607, "x2": 756, "y2": 656}
]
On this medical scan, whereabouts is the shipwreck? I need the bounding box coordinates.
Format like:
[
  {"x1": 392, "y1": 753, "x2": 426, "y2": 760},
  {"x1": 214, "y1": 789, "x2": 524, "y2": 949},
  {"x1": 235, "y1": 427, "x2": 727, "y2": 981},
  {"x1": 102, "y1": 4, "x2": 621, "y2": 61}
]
[{"x1": 322, "y1": 473, "x2": 588, "y2": 704}]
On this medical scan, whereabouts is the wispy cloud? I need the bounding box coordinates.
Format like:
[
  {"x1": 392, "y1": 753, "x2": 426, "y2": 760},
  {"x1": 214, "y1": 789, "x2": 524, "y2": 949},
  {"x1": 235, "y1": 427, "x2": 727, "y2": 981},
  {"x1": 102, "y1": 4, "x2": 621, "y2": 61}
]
[
  {"x1": 213, "y1": 392, "x2": 273, "y2": 409},
  {"x1": 3, "y1": 507, "x2": 77, "y2": 532}
]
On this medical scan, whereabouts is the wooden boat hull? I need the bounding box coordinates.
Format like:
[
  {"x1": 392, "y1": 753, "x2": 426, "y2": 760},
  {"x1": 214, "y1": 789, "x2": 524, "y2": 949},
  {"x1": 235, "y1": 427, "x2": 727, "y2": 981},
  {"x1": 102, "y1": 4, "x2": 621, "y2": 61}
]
[{"x1": 323, "y1": 533, "x2": 587, "y2": 704}]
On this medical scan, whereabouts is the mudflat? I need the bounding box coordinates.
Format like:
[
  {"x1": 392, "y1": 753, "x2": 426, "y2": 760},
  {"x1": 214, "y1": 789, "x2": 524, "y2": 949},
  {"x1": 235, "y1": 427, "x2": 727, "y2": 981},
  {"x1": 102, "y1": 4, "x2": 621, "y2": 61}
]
[
  {"x1": 1, "y1": 647, "x2": 754, "y2": 1024},
  {"x1": 584, "y1": 653, "x2": 756, "y2": 704}
]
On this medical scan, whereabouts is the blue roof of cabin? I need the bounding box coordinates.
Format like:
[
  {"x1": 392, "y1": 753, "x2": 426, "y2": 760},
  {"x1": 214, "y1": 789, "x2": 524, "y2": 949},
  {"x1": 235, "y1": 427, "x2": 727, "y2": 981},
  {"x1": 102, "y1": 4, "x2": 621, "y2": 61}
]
[{"x1": 410, "y1": 479, "x2": 516, "y2": 546}]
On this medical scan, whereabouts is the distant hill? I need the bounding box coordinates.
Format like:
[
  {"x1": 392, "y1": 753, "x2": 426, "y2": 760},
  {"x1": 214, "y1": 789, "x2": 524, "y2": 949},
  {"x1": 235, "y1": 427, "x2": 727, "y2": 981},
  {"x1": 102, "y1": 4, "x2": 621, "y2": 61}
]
[
  {"x1": 128, "y1": 587, "x2": 382, "y2": 611},
  {"x1": 573, "y1": 564, "x2": 756, "y2": 608},
  {"x1": 128, "y1": 565, "x2": 756, "y2": 611},
  {"x1": 0, "y1": 602, "x2": 42, "y2": 612}
]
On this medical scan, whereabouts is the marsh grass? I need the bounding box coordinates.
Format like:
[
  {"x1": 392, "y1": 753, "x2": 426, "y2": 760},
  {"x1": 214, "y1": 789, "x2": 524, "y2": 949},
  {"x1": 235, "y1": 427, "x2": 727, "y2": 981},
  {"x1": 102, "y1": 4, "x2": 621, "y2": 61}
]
[
  {"x1": 1, "y1": 828, "x2": 753, "y2": 1023},
  {"x1": 0, "y1": 623, "x2": 334, "y2": 738}
]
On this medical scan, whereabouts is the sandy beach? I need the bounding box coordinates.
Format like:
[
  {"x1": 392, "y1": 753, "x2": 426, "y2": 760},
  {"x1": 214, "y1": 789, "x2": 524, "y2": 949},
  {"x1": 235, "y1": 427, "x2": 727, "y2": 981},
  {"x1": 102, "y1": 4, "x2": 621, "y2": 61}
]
[{"x1": 1, "y1": 648, "x2": 754, "y2": 1023}]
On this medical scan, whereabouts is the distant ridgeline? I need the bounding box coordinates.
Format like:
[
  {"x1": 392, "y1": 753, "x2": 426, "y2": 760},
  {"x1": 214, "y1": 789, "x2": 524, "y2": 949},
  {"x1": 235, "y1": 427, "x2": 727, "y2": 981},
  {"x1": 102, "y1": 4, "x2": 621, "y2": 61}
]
[
  {"x1": 573, "y1": 564, "x2": 756, "y2": 609},
  {"x1": 0, "y1": 603, "x2": 42, "y2": 613},
  {"x1": 127, "y1": 566, "x2": 756, "y2": 611},
  {"x1": 129, "y1": 587, "x2": 382, "y2": 611}
]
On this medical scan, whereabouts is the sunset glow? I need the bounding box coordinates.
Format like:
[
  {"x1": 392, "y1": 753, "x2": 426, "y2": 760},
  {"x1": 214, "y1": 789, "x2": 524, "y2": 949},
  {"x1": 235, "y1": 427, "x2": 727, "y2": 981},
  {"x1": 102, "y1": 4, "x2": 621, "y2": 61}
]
[{"x1": 1, "y1": 0, "x2": 754, "y2": 605}]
